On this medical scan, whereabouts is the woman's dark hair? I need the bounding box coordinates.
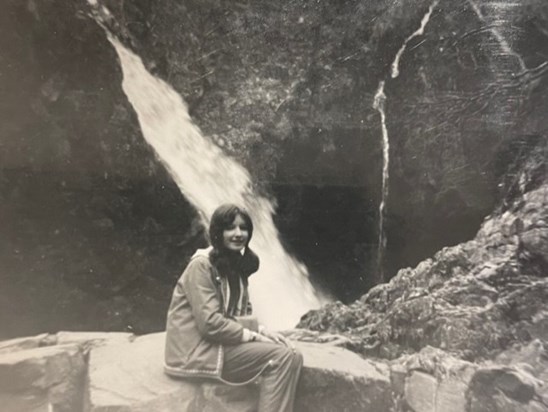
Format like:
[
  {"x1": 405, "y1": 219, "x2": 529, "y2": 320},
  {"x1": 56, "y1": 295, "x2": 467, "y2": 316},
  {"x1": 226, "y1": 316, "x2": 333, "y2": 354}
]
[
  {"x1": 208, "y1": 204, "x2": 259, "y2": 278},
  {"x1": 209, "y1": 204, "x2": 253, "y2": 250}
]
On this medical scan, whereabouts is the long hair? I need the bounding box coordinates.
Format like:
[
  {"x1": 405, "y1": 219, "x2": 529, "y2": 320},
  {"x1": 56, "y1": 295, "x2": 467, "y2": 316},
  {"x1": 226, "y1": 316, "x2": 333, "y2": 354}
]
[{"x1": 208, "y1": 204, "x2": 260, "y2": 279}]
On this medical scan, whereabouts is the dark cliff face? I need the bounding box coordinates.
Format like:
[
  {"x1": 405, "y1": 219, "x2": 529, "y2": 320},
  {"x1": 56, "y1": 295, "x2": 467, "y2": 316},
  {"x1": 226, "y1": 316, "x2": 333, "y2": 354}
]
[
  {"x1": 0, "y1": 0, "x2": 206, "y2": 338},
  {"x1": 298, "y1": 140, "x2": 548, "y2": 361},
  {"x1": 102, "y1": 0, "x2": 548, "y2": 290},
  {"x1": 1, "y1": 0, "x2": 547, "y2": 337}
]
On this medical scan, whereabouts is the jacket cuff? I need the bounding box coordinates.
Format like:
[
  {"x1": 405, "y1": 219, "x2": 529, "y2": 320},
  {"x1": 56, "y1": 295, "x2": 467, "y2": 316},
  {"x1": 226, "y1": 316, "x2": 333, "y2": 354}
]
[
  {"x1": 235, "y1": 315, "x2": 259, "y2": 332},
  {"x1": 241, "y1": 328, "x2": 253, "y2": 342}
]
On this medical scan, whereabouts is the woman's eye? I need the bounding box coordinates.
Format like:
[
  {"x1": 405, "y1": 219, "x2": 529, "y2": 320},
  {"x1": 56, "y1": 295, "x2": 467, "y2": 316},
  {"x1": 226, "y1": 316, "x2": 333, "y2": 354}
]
[{"x1": 226, "y1": 225, "x2": 247, "y2": 231}]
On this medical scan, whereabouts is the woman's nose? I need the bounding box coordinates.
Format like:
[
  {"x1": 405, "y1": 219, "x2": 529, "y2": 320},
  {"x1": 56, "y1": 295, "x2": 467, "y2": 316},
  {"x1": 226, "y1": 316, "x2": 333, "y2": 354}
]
[{"x1": 234, "y1": 227, "x2": 242, "y2": 235}]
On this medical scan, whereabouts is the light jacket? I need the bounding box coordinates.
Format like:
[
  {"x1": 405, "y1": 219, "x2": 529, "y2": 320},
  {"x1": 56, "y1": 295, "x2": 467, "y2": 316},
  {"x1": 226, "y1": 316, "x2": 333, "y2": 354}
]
[{"x1": 164, "y1": 247, "x2": 259, "y2": 381}]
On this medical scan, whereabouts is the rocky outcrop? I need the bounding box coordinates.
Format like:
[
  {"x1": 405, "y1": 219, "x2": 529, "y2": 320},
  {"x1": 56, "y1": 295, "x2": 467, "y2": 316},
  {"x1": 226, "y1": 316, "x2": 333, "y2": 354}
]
[
  {"x1": 391, "y1": 345, "x2": 548, "y2": 412},
  {"x1": 3, "y1": 331, "x2": 547, "y2": 412},
  {"x1": 284, "y1": 331, "x2": 548, "y2": 411},
  {"x1": 294, "y1": 139, "x2": 548, "y2": 409},
  {"x1": 0, "y1": 331, "x2": 392, "y2": 412},
  {"x1": 0, "y1": 333, "x2": 135, "y2": 412},
  {"x1": 298, "y1": 139, "x2": 547, "y2": 362}
]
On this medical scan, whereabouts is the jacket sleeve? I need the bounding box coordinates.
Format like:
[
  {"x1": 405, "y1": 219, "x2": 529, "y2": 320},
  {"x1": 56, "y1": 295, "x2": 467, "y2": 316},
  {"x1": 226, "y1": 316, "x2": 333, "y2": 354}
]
[{"x1": 181, "y1": 257, "x2": 245, "y2": 345}]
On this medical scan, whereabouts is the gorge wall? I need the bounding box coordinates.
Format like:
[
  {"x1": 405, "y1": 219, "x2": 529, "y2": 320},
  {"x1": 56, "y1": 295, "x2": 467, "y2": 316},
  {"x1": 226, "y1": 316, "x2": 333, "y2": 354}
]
[
  {"x1": 294, "y1": 135, "x2": 547, "y2": 411},
  {"x1": 102, "y1": 0, "x2": 548, "y2": 286},
  {"x1": 1, "y1": 0, "x2": 547, "y2": 338}
]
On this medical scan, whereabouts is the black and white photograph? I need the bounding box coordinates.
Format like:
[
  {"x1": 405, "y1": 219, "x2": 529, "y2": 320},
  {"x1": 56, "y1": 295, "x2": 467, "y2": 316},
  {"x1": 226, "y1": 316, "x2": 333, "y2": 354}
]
[{"x1": 1, "y1": 0, "x2": 547, "y2": 411}]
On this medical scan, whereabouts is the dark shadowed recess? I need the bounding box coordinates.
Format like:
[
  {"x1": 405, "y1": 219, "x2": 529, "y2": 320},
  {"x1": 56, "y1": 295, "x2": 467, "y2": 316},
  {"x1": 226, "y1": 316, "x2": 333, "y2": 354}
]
[{"x1": 272, "y1": 184, "x2": 376, "y2": 303}]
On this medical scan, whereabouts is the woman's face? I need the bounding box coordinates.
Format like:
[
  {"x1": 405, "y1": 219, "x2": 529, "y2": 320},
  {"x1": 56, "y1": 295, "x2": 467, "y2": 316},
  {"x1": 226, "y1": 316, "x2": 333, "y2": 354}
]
[{"x1": 222, "y1": 214, "x2": 249, "y2": 252}]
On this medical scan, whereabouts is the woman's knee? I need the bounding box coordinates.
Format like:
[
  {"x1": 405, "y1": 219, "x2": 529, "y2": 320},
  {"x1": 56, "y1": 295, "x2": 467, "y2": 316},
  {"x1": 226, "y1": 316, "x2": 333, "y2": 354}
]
[
  {"x1": 270, "y1": 345, "x2": 301, "y2": 366},
  {"x1": 282, "y1": 346, "x2": 303, "y2": 370},
  {"x1": 291, "y1": 348, "x2": 303, "y2": 370}
]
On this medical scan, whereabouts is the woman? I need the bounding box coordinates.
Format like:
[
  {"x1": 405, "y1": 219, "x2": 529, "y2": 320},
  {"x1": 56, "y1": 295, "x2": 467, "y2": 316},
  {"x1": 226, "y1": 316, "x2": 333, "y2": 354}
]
[{"x1": 165, "y1": 204, "x2": 303, "y2": 412}]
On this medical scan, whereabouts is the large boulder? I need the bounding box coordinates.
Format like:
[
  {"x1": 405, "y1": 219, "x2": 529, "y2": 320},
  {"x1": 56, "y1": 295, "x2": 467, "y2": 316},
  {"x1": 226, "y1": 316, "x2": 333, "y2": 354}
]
[
  {"x1": 395, "y1": 347, "x2": 477, "y2": 412},
  {"x1": 385, "y1": 345, "x2": 548, "y2": 412},
  {"x1": 0, "y1": 344, "x2": 86, "y2": 412},
  {"x1": 493, "y1": 339, "x2": 548, "y2": 410},
  {"x1": 2, "y1": 330, "x2": 548, "y2": 412},
  {"x1": 86, "y1": 332, "x2": 392, "y2": 412},
  {"x1": 0, "y1": 332, "x2": 133, "y2": 412},
  {"x1": 294, "y1": 342, "x2": 390, "y2": 412}
]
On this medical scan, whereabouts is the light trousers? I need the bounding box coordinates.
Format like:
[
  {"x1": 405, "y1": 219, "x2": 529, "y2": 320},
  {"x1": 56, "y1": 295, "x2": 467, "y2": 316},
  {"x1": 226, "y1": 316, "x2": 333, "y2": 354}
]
[{"x1": 222, "y1": 342, "x2": 303, "y2": 412}]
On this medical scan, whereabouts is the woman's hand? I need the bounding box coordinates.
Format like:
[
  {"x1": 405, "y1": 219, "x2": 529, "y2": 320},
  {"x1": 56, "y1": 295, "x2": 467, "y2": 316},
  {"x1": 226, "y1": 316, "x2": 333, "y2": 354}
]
[
  {"x1": 251, "y1": 331, "x2": 276, "y2": 344},
  {"x1": 260, "y1": 329, "x2": 294, "y2": 349},
  {"x1": 243, "y1": 328, "x2": 274, "y2": 343}
]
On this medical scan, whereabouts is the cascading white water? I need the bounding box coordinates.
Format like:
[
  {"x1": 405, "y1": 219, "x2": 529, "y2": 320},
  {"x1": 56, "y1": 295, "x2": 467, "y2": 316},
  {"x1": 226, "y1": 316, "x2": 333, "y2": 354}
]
[
  {"x1": 391, "y1": 0, "x2": 439, "y2": 79},
  {"x1": 107, "y1": 37, "x2": 324, "y2": 330},
  {"x1": 373, "y1": 0, "x2": 438, "y2": 280},
  {"x1": 372, "y1": 81, "x2": 389, "y2": 282}
]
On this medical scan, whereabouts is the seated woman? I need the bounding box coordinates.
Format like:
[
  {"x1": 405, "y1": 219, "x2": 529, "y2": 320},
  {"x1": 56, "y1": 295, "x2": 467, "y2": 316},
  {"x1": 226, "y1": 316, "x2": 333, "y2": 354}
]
[{"x1": 164, "y1": 203, "x2": 303, "y2": 412}]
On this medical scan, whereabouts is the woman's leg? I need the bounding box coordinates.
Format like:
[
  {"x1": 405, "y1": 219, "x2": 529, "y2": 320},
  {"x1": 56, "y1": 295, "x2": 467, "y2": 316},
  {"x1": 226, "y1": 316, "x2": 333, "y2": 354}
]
[{"x1": 222, "y1": 342, "x2": 303, "y2": 412}]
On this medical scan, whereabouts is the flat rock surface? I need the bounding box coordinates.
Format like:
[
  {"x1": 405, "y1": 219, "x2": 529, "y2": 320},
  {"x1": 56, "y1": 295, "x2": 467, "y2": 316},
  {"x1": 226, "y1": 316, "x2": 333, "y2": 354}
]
[
  {"x1": 87, "y1": 332, "x2": 391, "y2": 412},
  {"x1": 56, "y1": 331, "x2": 134, "y2": 349},
  {"x1": 295, "y1": 341, "x2": 391, "y2": 412},
  {"x1": 295, "y1": 340, "x2": 388, "y2": 380},
  {"x1": 0, "y1": 334, "x2": 49, "y2": 355},
  {"x1": 87, "y1": 333, "x2": 193, "y2": 412}
]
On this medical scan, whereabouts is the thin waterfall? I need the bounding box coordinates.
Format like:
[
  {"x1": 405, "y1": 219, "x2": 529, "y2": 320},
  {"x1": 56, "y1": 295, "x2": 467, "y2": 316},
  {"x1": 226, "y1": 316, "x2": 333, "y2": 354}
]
[
  {"x1": 373, "y1": 0, "x2": 438, "y2": 281},
  {"x1": 107, "y1": 37, "x2": 324, "y2": 330},
  {"x1": 466, "y1": 0, "x2": 526, "y2": 73},
  {"x1": 373, "y1": 81, "x2": 388, "y2": 282},
  {"x1": 391, "y1": 1, "x2": 439, "y2": 79}
]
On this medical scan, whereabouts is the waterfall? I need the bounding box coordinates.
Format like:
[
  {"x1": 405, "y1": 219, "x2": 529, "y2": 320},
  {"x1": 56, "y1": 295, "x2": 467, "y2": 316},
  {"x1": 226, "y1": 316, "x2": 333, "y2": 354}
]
[
  {"x1": 107, "y1": 37, "x2": 324, "y2": 330},
  {"x1": 391, "y1": 1, "x2": 439, "y2": 79},
  {"x1": 373, "y1": 82, "x2": 389, "y2": 282},
  {"x1": 373, "y1": 0, "x2": 438, "y2": 280},
  {"x1": 466, "y1": 0, "x2": 526, "y2": 73}
]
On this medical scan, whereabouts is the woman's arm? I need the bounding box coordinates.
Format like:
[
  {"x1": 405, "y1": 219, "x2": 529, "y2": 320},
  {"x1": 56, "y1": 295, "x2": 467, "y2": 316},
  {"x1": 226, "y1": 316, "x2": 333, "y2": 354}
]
[{"x1": 182, "y1": 257, "x2": 246, "y2": 345}]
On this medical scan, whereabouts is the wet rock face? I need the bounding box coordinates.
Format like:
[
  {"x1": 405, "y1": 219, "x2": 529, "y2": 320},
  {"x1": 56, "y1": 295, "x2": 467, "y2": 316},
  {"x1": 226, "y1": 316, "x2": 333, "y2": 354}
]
[
  {"x1": 0, "y1": 0, "x2": 206, "y2": 339},
  {"x1": 298, "y1": 142, "x2": 548, "y2": 362},
  {"x1": 104, "y1": 0, "x2": 548, "y2": 287},
  {"x1": 1, "y1": 0, "x2": 548, "y2": 336}
]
